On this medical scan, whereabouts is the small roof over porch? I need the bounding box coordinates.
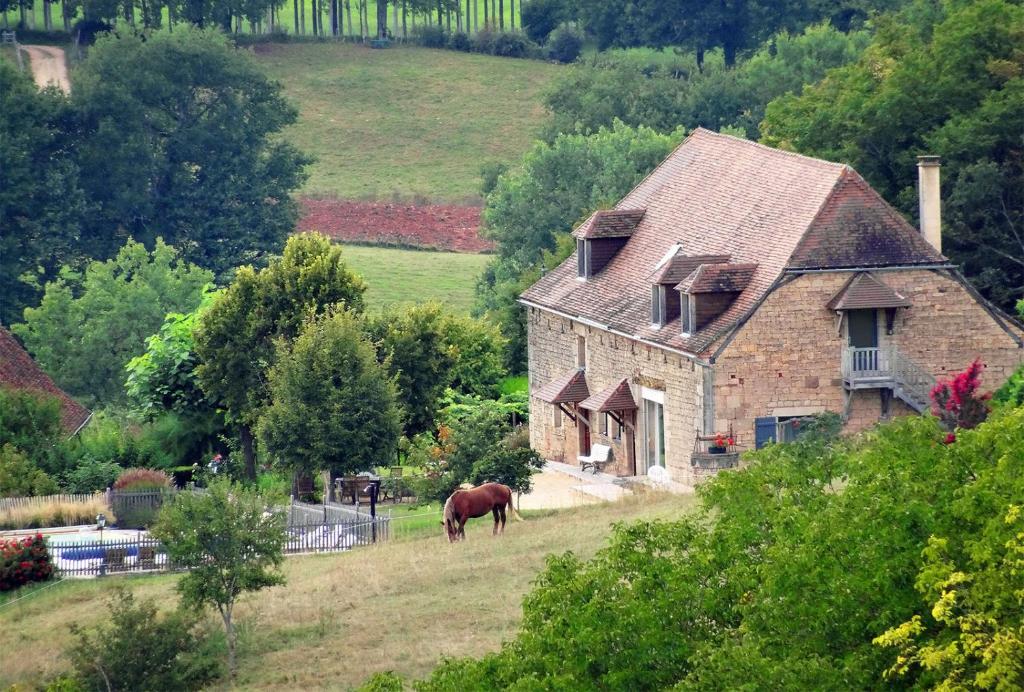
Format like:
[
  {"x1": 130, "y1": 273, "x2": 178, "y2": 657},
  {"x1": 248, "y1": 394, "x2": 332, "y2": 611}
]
[
  {"x1": 578, "y1": 378, "x2": 637, "y2": 412},
  {"x1": 535, "y1": 369, "x2": 590, "y2": 404},
  {"x1": 827, "y1": 272, "x2": 911, "y2": 311}
]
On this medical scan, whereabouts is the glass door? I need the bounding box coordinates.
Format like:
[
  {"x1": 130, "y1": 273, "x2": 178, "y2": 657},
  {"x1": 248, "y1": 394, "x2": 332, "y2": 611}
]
[{"x1": 643, "y1": 397, "x2": 665, "y2": 473}]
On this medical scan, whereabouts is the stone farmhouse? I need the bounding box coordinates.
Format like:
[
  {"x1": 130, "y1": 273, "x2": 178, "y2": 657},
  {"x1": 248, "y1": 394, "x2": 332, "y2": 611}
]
[{"x1": 521, "y1": 128, "x2": 1023, "y2": 487}]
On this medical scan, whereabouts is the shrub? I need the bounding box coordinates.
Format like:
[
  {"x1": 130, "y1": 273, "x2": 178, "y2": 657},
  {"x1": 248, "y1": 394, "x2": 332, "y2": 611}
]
[
  {"x1": 469, "y1": 443, "x2": 544, "y2": 495},
  {"x1": 546, "y1": 23, "x2": 583, "y2": 63},
  {"x1": 491, "y1": 31, "x2": 537, "y2": 58},
  {"x1": 930, "y1": 359, "x2": 991, "y2": 435},
  {"x1": 415, "y1": 25, "x2": 449, "y2": 48},
  {"x1": 356, "y1": 671, "x2": 405, "y2": 691},
  {"x1": 0, "y1": 444, "x2": 59, "y2": 497},
  {"x1": 67, "y1": 590, "x2": 222, "y2": 691},
  {"x1": 521, "y1": 0, "x2": 569, "y2": 43},
  {"x1": 449, "y1": 31, "x2": 471, "y2": 51},
  {"x1": 0, "y1": 534, "x2": 54, "y2": 591},
  {"x1": 0, "y1": 495, "x2": 113, "y2": 531},
  {"x1": 113, "y1": 467, "x2": 172, "y2": 491},
  {"x1": 0, "y1": 388, "x2": 68, "y2": 477},
  {"x1": 64, "y1": 459, "x2": 123, "y2": 493},
  {"x1": 113, "y1": 468, "x2": 172, "y2": 528}
]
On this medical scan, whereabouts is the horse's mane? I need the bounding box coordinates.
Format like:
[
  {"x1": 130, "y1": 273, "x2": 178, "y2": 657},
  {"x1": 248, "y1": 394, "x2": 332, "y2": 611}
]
[{"x1": 442, "y1": 490, "x2": 464, "y2": 527}]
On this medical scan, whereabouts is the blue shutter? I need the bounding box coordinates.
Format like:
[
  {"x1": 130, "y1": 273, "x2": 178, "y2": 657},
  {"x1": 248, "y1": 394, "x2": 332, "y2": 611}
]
[{"x1": 755, "y1": 417, "x2": 778, "y2": 449}]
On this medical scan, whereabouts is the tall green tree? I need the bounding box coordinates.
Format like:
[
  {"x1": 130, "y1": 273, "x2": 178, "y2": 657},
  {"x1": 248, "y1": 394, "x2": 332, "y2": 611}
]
[
  {"x1": 195, "y1": 233, "x2": 366, "y2": 479},
  {"x1": 761, "y1": 0, "x2": 1024, "y2": 312},
  {"x1": 0, "y1": 62, "x2": 85, "y2": 327},
  {"x1": 152, "y1": 478, "x2": 286, "y2": 677},
  {"x1": 13, "y1": 239, "x2": 212, "y2": 408},
  {"x1": 365, "y1": 303, "x2": 456, "y2": 437},
  {"x1": 258, "y1": 309, "x2": 401, "y2": 480},
  {"x1": 71, "y1": 26, "x2": 311, "y2": 275}
]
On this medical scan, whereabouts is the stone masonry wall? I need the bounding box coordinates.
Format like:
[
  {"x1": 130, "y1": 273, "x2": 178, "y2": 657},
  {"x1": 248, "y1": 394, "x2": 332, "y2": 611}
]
[
  {"x1": 713, "y1": 269, "x2": 1023, "y2": 449},
  {"x1": 526, "y1": 307, "x2": 708, "y2": 486}
]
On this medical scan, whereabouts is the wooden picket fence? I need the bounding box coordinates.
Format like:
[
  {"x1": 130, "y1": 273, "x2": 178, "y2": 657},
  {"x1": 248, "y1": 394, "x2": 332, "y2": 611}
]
[{"x1": 0, "y1": 493, "x2": 99, "y2": 511}]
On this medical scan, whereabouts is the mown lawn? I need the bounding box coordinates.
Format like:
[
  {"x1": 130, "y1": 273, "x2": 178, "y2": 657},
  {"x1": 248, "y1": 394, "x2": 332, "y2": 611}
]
[
  {"x1": 254, "y1": 42, "x2": 560, "y2": 201},
  {"x1": 0, "y1": 491, "x2": 694, "y2": 689},
  {"x1": 340, "y1": 243, "x2": 490, "y2": 313}
]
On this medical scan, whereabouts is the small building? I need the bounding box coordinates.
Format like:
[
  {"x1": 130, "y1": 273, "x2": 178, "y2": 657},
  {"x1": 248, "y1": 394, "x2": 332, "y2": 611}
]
[
  {"x1": 0, "y1": 326, "x2": 92, "y2": 436},
  {"x1": 520, "y1": 129, "x2": 1023, "y2": 486}
]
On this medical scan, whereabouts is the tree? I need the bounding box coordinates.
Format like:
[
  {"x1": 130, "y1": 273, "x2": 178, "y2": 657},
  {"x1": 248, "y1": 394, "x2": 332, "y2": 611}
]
[
  {"x1": 440, "y1": 311, "x2": 508, "y2": 398},
  {"x1": 365, "y1": 303, "x2": 455, "y2": 437},
  {"x1": 0, "y1": 445, "x2": 59, "y2": 497},
  {"x1": 151, "y1": 479, "x2": 286, "y2": 677},
  {"x1": 0, "y1": 388, "x2": 65, "y2": 476},
  {"x1": 0, "y1": 61, "x2": 86, "y2": 327},
  {"x1": 195, "y1": 233, "x2": 366, "y2": 480},
  {"x1": 761, "y1": 0, "x2": 1024, "y2": 313},
  {"x1": 12, "y1": 239, "x2": 212, "y2": 408},
  {"x1": 258, "y1": 309, "x2": 401, "y2": 480},
  {"x1": 71, "y1": 26, "x2": 311, "y2": 275},
  {"x1": 520, "y1": 0, "x2": 569, "y2": 43}
]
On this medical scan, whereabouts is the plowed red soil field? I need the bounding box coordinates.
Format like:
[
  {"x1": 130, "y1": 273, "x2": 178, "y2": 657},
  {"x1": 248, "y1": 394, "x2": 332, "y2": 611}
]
[{"x1": 298, "y1": 198, "x2": 492, "y2": 253}]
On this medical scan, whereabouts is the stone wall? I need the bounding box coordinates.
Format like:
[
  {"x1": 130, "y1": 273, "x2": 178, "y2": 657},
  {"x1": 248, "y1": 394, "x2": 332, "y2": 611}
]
[
  {"x1": 713, "y1": 269, "x2": 1023, "y2": 448},
  {"x1": 526, "y1": 307, "x2": 708, "y2": 486}
]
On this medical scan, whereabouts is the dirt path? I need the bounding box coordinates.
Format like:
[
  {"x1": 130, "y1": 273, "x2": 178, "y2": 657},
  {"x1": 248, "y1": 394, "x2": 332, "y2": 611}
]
[{"x1": 20, "y1": 45, "x2": 70, "y2": 94}]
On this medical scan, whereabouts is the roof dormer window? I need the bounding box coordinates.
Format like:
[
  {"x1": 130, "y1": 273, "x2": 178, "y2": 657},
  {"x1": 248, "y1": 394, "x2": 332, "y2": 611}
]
[
  {"x1": 681, "y1": 292, "x2": 695, "y2": 335},
  {"x1": 651, "y1": 284, "x2": 666, "y2": 325},
  {"x1": 577, "y1": 239, "x2": 590, "y2": 279}
]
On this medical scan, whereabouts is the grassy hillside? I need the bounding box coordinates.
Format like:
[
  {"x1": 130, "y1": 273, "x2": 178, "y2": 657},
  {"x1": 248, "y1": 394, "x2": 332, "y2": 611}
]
[
  {"x1": 341, "y1": 244, "x2": 490, "y2": 313},
  {"x1": 0, "y1": 491, "x2": 694, "y2": 689},
  {"x1": 254, "y1": 42, "x2": 560, "y2": 201}
]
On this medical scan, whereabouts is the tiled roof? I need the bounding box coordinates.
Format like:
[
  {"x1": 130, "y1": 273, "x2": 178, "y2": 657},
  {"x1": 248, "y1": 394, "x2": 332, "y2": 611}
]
[
  {"x1": 520, "y1": 128, "x2": 950, "y2": 357},
  {"x1": 827, "y1": 272, "x2": 912, "y2": 310},
  {"x1": 678, "y1": 263, "x2": 758, "y2": 294},
  {"x1": 0, "y1": 327, "x2": 91, "y2": 436},
  {"x1": 652, "y1": 253, "x2": 731, "y2": 285},
  {"x1": 789, "y1": 170, "x2": 946, "y2": 269},
  {"x1": 573, "y1": 209, "x2": 646, "y2": 239},
  {"x1": 579, "y1": 379, "x2": 637, "y2": 412},
  {"x1": 535, "y1": 369, "x2": 590, "y2": 404}
]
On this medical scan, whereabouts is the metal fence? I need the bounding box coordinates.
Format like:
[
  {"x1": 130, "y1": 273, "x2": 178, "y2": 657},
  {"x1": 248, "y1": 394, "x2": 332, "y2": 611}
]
[{"x1": 47, "y1": 513, "x2": 392, "y2": 578}]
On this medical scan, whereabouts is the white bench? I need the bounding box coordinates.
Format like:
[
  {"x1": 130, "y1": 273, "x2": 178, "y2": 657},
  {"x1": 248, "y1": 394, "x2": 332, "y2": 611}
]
[{"x1": 579, "y1": 444, "x2": 612, "y2": 474}]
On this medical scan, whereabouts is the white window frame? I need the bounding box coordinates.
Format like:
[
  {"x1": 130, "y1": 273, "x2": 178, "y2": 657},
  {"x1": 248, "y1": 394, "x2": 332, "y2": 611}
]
[
  {"x1": 577, "y1": 239, "x2": 590, "y2": 279},
  {"x1": 651, "y1": 284, "x2": 667, "y2": 326}
]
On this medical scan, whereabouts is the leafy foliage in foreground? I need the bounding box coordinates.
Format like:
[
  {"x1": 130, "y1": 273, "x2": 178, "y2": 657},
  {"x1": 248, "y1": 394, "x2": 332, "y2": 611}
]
[
  {"x1": 414, "y1": 409, "x2": 1024, "y2": 689},
  {"x1": 66, "y1": 590, "x2": 221, "y2": 692}
]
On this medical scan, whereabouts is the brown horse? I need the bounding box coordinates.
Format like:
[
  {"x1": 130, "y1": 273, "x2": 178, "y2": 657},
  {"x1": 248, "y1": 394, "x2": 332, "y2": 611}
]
[{"x1": 442, "y1": 483, "x2": 521, "y2": 542}]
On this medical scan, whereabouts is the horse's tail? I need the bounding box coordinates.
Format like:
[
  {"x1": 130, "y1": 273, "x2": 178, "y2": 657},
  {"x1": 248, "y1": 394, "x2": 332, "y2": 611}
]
[{"x1": 506, "y1": 487, "x2": 524, "y2": 522}]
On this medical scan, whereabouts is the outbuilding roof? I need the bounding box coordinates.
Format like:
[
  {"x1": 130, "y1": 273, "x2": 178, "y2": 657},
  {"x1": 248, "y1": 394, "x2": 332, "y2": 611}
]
[
  {"x1": 0, "y1": 327, "x2": 91, "y2": 436},
  {"x1": 520, "y1": 128, "x2": 950, "y2": 357}
]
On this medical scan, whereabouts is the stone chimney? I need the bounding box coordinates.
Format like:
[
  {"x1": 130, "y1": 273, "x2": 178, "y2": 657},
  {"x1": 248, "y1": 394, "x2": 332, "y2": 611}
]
[{"x1": 917, "y1": 155, "x2": 942, "y2": 253}]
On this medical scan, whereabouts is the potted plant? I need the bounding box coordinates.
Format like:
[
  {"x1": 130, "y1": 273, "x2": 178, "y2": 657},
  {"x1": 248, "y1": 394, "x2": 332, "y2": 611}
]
[{"x1": 709, "y1": 434, "x2": 734, "y2": 454}]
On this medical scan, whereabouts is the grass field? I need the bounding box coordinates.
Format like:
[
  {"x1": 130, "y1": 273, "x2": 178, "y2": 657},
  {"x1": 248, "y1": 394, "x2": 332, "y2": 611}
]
[
  {"x1": 340, "y1": 243, "x2": 490, "y2": 313},
  {"x1": 0, "y1": 491, "x2": 696, "y2": 689},
  {"x1": 255, "y1": 42, "x2": 560, "y2": 200}
]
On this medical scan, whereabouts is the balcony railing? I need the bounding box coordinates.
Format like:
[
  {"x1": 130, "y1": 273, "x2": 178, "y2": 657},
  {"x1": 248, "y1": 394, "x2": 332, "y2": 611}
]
[
  {"x1": 841, "y1": 346, "x2": 893, "y2": 385},
  {"x1": 840, "y1": 346, "x2": 936, "y2": 412}
]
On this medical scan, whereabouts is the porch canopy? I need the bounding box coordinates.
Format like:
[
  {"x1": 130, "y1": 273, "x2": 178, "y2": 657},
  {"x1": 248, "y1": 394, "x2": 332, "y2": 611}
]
[
  {"x1": 578, "y1": 378, "x2": 637, "y2": 413},
  {"x1": 827, "y1": 272, "x2": 911, "y2": 311}
]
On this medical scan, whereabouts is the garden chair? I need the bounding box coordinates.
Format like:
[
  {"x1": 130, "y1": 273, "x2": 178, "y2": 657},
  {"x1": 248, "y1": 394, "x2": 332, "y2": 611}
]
[
  {"x1": 138, "y1": 546, "x2": 156, "y2": 570},
  {"x1": 103, "y1": 547, "x2": 127, "y2": 573},
  {"x1": 579, "y1": 444, "x2": 612, "y2": 474}
]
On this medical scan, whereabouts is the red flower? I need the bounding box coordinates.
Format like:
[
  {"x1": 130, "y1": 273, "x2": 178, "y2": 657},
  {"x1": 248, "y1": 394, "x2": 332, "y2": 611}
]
[{"x1": 944, "y1": 433, "x2": 956, "y2": 445}]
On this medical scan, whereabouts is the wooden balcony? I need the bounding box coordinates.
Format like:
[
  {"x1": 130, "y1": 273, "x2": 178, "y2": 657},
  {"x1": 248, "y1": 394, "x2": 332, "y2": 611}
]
[{"x1": 841, "y1": 346, "x2": 934, "y2": 413}]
